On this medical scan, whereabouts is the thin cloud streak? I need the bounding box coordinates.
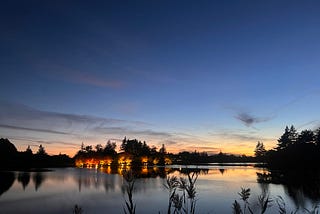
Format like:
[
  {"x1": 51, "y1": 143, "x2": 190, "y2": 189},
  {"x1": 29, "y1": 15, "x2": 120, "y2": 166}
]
[
  {"x1": 35, "y1": 62, "x2": 126, "y2": 89},
  {"x1": 0, "y1": 124, "x2": 69, "y2": 135},
  {"x1": 0, "y1": 101, "x2": 149, "y2": 130},
  {"x1": 209, "y1": 131, "x2": 273, "y2": 142},
  {"x1": 0, "y1": 101, "x2": 193, "y2": 154},
  {"x1": 71, "y1": 72, "x2": 125, "y2": 88},
  {"x1": 296, "y1": 120, "x2": 320, "y2": 130}
]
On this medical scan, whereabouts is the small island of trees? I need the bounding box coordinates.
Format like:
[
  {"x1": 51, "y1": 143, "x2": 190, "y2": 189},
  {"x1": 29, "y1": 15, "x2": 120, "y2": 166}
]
[
  {"x1": 74, "y1": 137, "x2": 171, "y2": 168},
  {"x1": 73, "y1": 137, "x2": 256, "y2": 169}
]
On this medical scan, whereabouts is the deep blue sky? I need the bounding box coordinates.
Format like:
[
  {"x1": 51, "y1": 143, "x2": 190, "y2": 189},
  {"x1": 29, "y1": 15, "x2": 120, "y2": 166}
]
[{"x1": 1, "y1": 0, "x2": 320, "y2": 155}]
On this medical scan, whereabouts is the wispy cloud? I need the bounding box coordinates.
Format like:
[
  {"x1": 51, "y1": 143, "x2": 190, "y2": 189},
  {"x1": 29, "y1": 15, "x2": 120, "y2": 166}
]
[
  {"x1": 0, "y1": 101, "x2": 147, "y2": 129},
  {"x1": 0, "y1": 124, "x2": 69, "y2": 135},
  {"x1": 0, "y1": 101, "x2": 150, "y2": 142},
  {"x1": 0, "y1": 101, "x2": 188, "y2": 153},
  {"x1": 297, "y1": 120, "x2": 320, "y2": 130},
  {"x1": 71, "y1": 72, "x2": 125, "y2": 88},
  {"x1": 235, "y1": 112, "x2": 273, "y2": 128},
  {"x1": 35, "y1": 62, "x2": 125, "y2": 89},
  {"x1": 209, "y1": 127, "x2": 275, "y2": 142}
]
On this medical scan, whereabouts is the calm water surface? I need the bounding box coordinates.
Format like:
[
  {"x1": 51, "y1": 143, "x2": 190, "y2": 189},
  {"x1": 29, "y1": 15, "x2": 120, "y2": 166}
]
[{"x1": 0, "y1": 165, "x2": 319, "y2": 213}]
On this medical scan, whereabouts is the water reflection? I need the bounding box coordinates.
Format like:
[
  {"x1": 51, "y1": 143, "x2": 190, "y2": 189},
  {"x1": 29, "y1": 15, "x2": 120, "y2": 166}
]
[
  {"x1": 219, "y1": 168, "x2": 226, "y2": 175},
  {"x1": 1, "y1": 166, "x2": 320, "y2": 213},
  {"x1": 0, "y1": 172, "x2": 15, "y2": 196},
  {"x1": 32, "y1": 172, "x2": 46, "y2": 191},
  {"x1": 17, "y1": 172, "x2": 30, "y2": 190},
  {"x1": 257, "y1": 170, "x2": 320, "y2": 208},
  {"x1": 177, "y1": 167, "x2": 209, "y2": 176}
]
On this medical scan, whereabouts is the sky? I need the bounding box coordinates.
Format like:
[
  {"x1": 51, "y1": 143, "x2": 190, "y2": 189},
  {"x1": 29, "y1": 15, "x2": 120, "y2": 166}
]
[{"x1": 1, "y1": 0, "x2": 320, "y2": 156}]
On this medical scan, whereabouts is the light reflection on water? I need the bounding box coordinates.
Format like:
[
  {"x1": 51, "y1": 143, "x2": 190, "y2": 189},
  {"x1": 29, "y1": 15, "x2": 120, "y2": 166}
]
[{"x1": 0, "y1": 166, "x2": 319, "y2": 213}]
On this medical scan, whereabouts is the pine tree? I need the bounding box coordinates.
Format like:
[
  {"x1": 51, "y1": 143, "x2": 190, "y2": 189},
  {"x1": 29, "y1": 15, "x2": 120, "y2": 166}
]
[
  {"x1": 277, "y1": 125, "x2": 297, "y2": 150},
  {"x1": 297, "y1": 130, "x2": 315, "y2": 144},
  {"x1": 37, "y1": 144, "x2": 47, "y2": 155},
  {"x1": 314, "y1": 128, "x2": 320, "y2": 147},
  {"x1": 254, "y1": 141, "x2": 266, "y2": 160},
  {"x1": 25, "y1": 145, "x2": 33, "y2": 154}
]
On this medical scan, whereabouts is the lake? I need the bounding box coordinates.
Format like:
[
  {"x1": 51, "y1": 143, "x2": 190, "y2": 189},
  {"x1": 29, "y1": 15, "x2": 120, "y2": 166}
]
[{"x1": 0, "y1": 165, "x2": 319, "y2": 213}]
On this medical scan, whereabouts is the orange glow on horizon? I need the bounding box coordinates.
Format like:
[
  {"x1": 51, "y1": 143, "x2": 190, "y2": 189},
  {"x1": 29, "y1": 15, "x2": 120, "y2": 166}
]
[{"x1": 16, "y1": 137, "x2": 276, "y2": 158}]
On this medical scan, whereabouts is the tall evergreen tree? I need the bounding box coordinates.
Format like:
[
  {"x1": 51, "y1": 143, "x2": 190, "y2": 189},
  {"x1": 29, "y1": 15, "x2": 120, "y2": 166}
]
[
  {"x1": 95, "y1": 144, "x2": 103, "y2": 153},
  {"x1": 25, "y1": 145, "x2": 33, "y2": 155},
  {"x1": 297, "y1": 130, "x2": 315, "y2": 144},
  {"x1": 277, "y1": 125, "x2": 297, "y2": 150},
  {"x1": 315, "y1": 127, "x2": 320, "y2": 147},
  {"x1": 37, "y1": 144, "x2": 47, "y2": 155},
  {"x1": 254, "y1": 141, "x2": 266, "y2": 160},
  {"x1": 159, "y1": 144, "x2": 166, "y2": 154},
  {"x1": 104, "y1": 140, "x2": 117, "y2": 155},
  {"x1": 289, "y1": 125, "x2": 298, "y2": 143}
]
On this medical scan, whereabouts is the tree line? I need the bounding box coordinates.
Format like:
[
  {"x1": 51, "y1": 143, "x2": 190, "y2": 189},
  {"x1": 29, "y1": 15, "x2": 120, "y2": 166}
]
[
  {"x1": 74, "y1": 137, "x2": 255, "y2": 167},
  {"x1": 254, "y1": 125, "x2": 320, "y2": 168},
  {"x1": 74, "y1": 137, "x2": 169, "y2": 167},
  {"x1": 0, "y1": 138, "x2": 73, "y2": 169}
]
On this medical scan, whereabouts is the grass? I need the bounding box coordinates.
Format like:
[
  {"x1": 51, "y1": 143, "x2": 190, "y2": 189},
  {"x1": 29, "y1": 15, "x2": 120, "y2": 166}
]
[
  {"x1": 164, "y1": 171, "x2": 198, "y2": 214},
  {"x1": 122, "y1": 170, "x2": 136, "y2": 214},
  {"x1": 71, "y1": 170, "x2": 320, "y2": 214}
]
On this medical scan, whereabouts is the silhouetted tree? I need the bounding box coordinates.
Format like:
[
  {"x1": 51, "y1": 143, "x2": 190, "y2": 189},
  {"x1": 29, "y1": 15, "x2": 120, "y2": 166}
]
[
  {"x1": 267, "y1": 125, "x2": 320, "y2": 169},
  {"x1": 80, "y1": 142, "x2": 85, "y2": 152},
  {"x1": 297, "y1": 130, "x2": 315, "y2": 145},
  {"x1": 25, "y1": 145, "x2": 33, "y2": 155},
  {"x1": 314, "y1": 128, "x2": 320, "y2": 147},
  {"x1": 150, "y1": 146, "x2": 157, "y2": 155},
  {"x1": 104, "y1": 140, "x2": 117, "y2": 155},
  {"x1": 95, "y1": 144, "x2": 103, "y2": 153},
  {"x1": 141, "y1": 141, "x2": 150, "y2": 155},
  {"x1": 85, "y1": 145, "x2": 93, "y2": 153},
  {"x1": 36, "y1": 144, "x2": 47, "y2": 155},
  {"x1": 159, "y1": 144, "x2": 167, "y2": 154},
  {"x1": 0, "y1": 138, "x2": 17, "y2": 156},
  {"x1": 254, "y1": 141, "x2": 266, "y2": 161},
  {"x1": 121, "y1": 138, "x2": 145, "y2": 155},
  {"x1": 276, "y1": 125, "x2": 297, "y2": 150}
]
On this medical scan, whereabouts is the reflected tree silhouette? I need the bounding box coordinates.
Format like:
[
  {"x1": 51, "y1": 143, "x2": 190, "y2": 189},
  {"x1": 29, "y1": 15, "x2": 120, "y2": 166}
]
[
  {"x1": 32, "y1": 172, "x2": 46, "y2": 191},
  {"x1": 18, "y1": 172, "x2": 30, "y2": 190},
  {"x1": 0, "y1": 172, "x2": 15, "y2": 197},
  {"x1": 177, "y1": 167, "x2": 208, "y2": 176},
  {"x1": 219, "y1": 168, "x2": 226, "y2": 175},
  {"x1": 257, "y1": 170, "x2": 320, "y2": 209}
]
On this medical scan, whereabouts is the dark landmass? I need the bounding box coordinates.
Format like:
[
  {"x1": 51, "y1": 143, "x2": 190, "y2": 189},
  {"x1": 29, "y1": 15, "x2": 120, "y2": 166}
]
[
  {"x1": 264, "y1": 125, "x2": 320, "y2": 169},
  {"x1": 0, "y1": 137, "x2": 255, "y2": 170},
  {"x1": 0, "y1": 138, "x2": 74, "y2": 170},
  {"x1": 73, "y1": 137, "x2": 256, "y2": 168}
]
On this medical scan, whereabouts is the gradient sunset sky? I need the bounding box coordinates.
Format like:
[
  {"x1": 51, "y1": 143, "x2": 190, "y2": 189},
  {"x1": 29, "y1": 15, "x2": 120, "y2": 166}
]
[{"x1": 1, "y1": 1, "x2": 320, "y2": 156}]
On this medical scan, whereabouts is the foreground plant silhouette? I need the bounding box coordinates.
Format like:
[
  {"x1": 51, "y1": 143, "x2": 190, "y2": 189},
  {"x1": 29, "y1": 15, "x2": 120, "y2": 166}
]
[
  {"x1": 164, "y1": 171, "x2": 198, "y2": 214},
  {"x1": 233, "y1": 187, "x2": 272, "y2": 214},
  {"x1": 232, "y1": 188, "x2": 320, "y2": 214},
  {"x1": 73, "y1": 204, "x2": 82, "y2": 214},
  {"x1": 123, "y1": 170, "x2": 136, "y2": 214}
]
